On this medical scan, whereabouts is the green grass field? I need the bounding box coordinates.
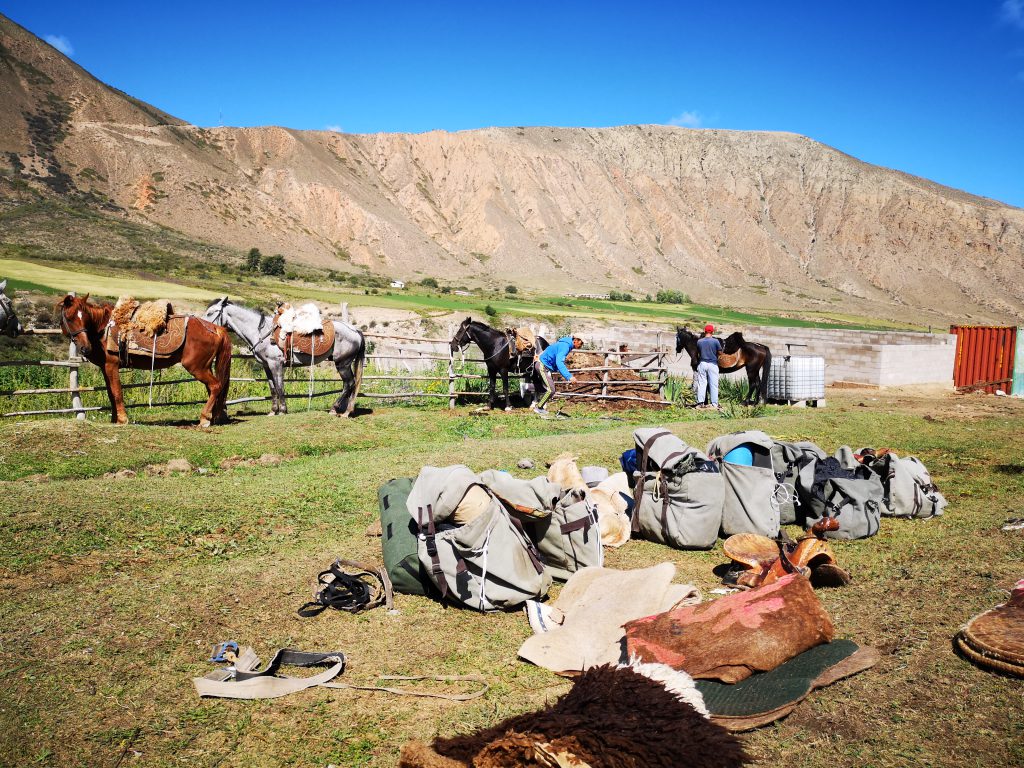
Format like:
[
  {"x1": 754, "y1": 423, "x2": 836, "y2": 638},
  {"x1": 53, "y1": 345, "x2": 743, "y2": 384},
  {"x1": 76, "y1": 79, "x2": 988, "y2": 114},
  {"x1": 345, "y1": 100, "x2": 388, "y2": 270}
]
[{"x1": 1, "y1": 390, "x2": 1022, "y2": 767}]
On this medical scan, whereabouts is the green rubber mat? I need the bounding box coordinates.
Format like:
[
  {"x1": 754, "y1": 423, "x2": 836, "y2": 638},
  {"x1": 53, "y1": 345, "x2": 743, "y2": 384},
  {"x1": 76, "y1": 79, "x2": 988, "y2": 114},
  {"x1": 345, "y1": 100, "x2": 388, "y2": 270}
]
[{"x1": 695, "y1": 639, "x2": 859, "y2": 717}]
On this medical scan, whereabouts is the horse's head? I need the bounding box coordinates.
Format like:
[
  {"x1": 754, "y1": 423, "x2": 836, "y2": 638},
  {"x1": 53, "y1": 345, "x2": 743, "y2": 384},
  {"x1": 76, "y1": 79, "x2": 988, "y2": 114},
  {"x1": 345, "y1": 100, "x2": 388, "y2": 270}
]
[
  {"x1": 203, "y1": 295, "x2": 231, "y2": 327},
  {"x1": 56, "y1": 293, "x2": 95, "y2": 354},
  {"x1": 450, "y1": 316, "x2": 473, "y2": 353},
  {"x1": 0, "y1": 279, "x2": 24, "y2": 338},
  {"x1": 675, "y1": 326, "x2": 696, "y2": 354}
]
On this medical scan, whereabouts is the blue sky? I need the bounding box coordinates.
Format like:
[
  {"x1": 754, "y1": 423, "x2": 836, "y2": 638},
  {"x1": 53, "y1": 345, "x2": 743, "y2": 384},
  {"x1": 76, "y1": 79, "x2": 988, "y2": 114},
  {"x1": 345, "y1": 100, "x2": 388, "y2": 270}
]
[{"x1": 6, "y1": 1, "x2": 1024, "y2": 207}]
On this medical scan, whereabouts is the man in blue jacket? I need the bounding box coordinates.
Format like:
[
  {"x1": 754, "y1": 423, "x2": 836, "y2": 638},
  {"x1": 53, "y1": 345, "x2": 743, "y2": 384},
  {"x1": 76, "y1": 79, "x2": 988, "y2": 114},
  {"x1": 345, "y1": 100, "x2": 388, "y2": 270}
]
[
  {"x1": 694, "y1": 323, "x2": 722, "y2": 409},
  {"x1": 533, "y1": 335, "x2": 583, "y2": 415}
]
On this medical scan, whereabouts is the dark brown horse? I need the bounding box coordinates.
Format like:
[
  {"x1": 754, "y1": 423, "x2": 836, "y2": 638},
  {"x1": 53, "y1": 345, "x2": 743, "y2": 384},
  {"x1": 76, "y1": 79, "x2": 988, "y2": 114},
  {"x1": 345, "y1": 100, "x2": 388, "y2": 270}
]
[
  {"x1": 56, "y1": 294, "x2": 232, "y2": 426},
  {"x1": 676, "y1": 327, "x2": 772, "y2": 405},
  {"x1": 450, "y1": 318, "x2": 547, "y2": 410}
]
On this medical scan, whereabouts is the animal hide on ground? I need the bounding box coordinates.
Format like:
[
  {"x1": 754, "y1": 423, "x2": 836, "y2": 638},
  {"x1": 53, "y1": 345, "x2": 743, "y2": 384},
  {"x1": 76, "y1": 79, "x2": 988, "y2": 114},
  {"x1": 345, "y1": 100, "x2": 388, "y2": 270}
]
[
  {"x1": 589, "y1": 472, "x2": 631, "y2": 548},
  {"x1": 624, "y1": 574, "x2": 834, "y2": 683},
  {"x1": 547, "y1": 453, "x2": 587, "y2": 494},
  {"x1": 277, "y1": 302, "x2": 323, "y2": 335},
  {"x1": 399, "y1": 663, "x2": 749, "y2": 768}
]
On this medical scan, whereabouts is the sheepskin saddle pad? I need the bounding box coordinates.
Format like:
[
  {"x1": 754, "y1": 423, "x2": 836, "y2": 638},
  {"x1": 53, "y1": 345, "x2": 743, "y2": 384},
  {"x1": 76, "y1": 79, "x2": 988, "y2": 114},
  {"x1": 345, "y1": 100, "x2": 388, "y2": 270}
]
[
  {"x1": 956, "y1": 579, "x2": 1024, "y2": 678},
  {"x1": 399, "y1": 662, "x2": 750, "y2": 768},
  {"x1": 272, "y1": 302, "x2": 334, "y2": 357},
  {"x1": 107, "y1": 297, "x2": 187, "y2": 357}
]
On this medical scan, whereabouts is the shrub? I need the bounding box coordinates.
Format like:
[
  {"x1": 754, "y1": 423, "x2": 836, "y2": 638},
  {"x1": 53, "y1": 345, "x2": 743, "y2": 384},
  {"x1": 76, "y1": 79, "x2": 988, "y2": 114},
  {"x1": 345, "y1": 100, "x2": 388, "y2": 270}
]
[
  {"x1": 608, "y1": 290, "x2": 634, "y2": 302},
  {"x1": 245, "y1": 247, "x2": 262, "y2": 272},
  {"x1": 260, "y1": 254, "x2": 285, "y2": 276},
  {"x1": 420, "y1": 277, "x2": 439, "y2": 288},
  {"x1": 484, "y1": 305, "x2": 498, "y2": 317},
  {"x1": 505, "y1": 285, "x2": 518, "y2": 294},
  {"x1": 656, "y1": 290, "x2": 689, "y2": 304}
]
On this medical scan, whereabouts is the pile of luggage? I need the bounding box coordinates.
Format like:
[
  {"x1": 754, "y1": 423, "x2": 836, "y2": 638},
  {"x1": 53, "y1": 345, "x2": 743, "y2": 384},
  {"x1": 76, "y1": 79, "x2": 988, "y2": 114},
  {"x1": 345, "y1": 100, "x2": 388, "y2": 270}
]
[{"x1": 377, "y1": 427, "x2": 947, "y2": 612}]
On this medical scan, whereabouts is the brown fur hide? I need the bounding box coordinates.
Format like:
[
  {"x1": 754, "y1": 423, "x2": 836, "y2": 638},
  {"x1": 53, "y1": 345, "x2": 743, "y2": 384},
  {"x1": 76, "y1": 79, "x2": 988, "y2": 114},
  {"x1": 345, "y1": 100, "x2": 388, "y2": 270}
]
[
  {"x1": 399, "y1": 664, "x2": 749, "y2": 768},
  {"x1": 111, "y1": 296, "x2": 173, "y2": 340}
]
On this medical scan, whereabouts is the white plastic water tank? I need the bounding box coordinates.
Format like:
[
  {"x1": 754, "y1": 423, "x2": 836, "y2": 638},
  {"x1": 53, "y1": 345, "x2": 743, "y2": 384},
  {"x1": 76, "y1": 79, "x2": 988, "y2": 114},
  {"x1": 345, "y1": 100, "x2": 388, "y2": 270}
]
[{"x1": 768, "y1": 356, "x2": 825, "y2": 401}]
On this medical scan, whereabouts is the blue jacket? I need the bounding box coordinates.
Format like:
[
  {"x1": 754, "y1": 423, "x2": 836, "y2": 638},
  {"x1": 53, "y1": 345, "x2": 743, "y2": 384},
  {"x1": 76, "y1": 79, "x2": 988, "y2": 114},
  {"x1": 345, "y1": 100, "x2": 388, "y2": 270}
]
[
  {"x1": 697, "y1": 335, "x2": 722, "y2": 364},
  {"x1": 540, "y1": 336, "x2": 575, "y2": 381}
]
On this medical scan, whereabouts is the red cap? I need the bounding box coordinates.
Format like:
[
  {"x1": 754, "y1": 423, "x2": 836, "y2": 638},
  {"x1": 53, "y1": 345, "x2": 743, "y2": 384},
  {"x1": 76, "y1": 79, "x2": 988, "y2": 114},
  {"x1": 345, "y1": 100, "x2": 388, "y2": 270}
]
[{"x1": 704, "y1": 324, "x2": 714, "y2": 333}]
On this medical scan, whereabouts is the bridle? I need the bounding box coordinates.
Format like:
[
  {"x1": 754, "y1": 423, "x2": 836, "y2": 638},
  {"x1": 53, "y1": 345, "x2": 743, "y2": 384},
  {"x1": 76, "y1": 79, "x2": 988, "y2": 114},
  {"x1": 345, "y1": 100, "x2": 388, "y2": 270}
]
[
  {"x1": 60, "y1": 304, "x2": 90, "y2": 345},
  {"x1": 211, "y1": 299, "x2": 273, "y2": 353}
]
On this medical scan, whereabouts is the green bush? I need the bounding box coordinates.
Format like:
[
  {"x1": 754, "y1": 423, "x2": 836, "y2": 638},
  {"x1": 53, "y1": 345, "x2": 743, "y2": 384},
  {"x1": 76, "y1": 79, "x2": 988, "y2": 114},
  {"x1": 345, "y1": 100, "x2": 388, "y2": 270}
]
[
  {"x1": 504, "y1": 285, "x2": 518, "y2": 294},
  {"x1": 245, "y1": 247, "x2": 262, "y2": 272},
  {"x1": 484, "y1": 305, "x2": 498, "y2": 317},
  {"x1": 420, "y1": 277, "x2": 439, "y2": 288},
  {"x1": 260, "y1": 254, "x2": 285, "y2": 276},
  {"x1": 608, "y1": 290, "x2": 634, "y2": 302},
  {"x1": 656, "y1": 290, "x2": 688, "y2": 304}
]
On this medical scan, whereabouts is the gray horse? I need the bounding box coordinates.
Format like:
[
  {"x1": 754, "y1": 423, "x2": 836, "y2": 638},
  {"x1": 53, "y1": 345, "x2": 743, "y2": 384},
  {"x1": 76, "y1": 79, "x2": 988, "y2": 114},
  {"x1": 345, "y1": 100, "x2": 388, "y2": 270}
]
[
  {"x1": 203, "y1": 296, "x2": 365, "y2": 416},
  {"x1": 0, "y1": 279, "x2": 24, "y2": 337}
]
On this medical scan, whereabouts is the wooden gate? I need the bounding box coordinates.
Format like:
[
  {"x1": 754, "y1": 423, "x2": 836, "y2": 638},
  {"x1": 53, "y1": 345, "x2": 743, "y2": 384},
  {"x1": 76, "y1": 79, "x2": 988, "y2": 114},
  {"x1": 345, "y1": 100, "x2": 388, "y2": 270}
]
[{"x1": 949, "y1": 325, "x2": 1017, "y2": 394}]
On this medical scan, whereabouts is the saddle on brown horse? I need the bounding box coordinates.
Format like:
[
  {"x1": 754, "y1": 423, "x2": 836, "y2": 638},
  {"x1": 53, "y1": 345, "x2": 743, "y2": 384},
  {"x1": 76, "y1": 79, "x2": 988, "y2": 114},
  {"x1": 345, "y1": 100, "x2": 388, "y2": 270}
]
[
  {"x1": 271, "y1": 305, "x2": 335, "y2": 358},
  {"x1": 105, "y1": 298, "x2": 189, "y2": 358}
]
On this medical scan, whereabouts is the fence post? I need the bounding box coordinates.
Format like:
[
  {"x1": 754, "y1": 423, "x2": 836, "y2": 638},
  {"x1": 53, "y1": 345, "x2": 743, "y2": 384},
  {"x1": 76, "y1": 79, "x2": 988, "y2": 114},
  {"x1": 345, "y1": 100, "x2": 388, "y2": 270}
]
[
  {"x1": 656, "y1": 332, "x2": 666, "y2": 402},
  {"x1": 601, "y1": 352, "x2": 610, "y2": 398},
  {"x1": 341, "y1": 302, "x2": 349, "y2": 324},
  {"x1": 448, "y1": 346, "x2": 456, "y2": 410},
  {"x1": 69, "y1": 341, "x2": 85, "y2": 420}
]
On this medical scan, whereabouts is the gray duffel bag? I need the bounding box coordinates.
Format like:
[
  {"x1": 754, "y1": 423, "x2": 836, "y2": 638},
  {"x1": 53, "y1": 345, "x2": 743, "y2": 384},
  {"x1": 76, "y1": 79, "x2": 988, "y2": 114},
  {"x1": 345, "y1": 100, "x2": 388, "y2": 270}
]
[
  {"x1": 630, "y1": 427, "x2": 724, "y2": 550},
  {"x1": 804, "y1": 450, "x2": 884, "y2": 539},
  {"x1": 707, "y1": 430, "x2": 779, "y2": 537},
  {"x1": 480, "y1": 470, "x2": 603, "y2": 581},
  {"x1": 771, "y1": 440, "x2": 826, "y2": 525},
  {"x1": 407, "y1": 465, "x2": 552, "y2": 611}
]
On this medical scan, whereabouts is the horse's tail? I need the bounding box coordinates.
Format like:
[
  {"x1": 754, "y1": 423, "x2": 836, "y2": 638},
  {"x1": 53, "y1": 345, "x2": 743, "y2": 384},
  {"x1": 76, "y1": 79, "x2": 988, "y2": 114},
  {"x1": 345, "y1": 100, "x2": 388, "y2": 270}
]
[
  {"x1": 214, "y1": 326, "x2": 233, "y2": 417},
  {"x1": 350, "y1": 331, "x2": 366, "y2": 413},
  {"x1": 759, "y1": 346, "x2": 772, "y2": 403}
]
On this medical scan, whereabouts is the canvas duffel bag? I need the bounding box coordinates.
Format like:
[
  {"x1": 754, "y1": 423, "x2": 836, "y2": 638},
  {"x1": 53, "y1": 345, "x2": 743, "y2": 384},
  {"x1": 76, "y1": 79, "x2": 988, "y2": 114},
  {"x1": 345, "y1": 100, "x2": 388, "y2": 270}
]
[
  {"x1": 480, "y1": 470, "x2": 602, "y2": 581},
  {"x1": 378, "y1": 477, "x2": 432, "y2": 596},
  {"x1": 870, "y1": 452, "x2": 948, "y2": 519},
  {"x1": 631, "y1": 427, "x2": 724, "y2": 550},
  {"x1": 707, "y1": 430, "x2": 779, "y2": 538},
  {"x1": 407, "y1": 465, "x2": 551, "y2": 611},
  {"x1": 771, "y1": 440, "x2": 826, "y2": 525},
  {"x1": 804, "y1": 451, "x2": 884, "y2": 539}
]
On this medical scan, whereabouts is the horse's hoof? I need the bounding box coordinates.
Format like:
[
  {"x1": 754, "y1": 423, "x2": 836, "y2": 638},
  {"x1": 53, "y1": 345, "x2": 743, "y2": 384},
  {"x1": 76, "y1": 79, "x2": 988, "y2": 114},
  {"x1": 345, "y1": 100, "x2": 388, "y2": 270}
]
[
  {"x1": 199, "y1": 418, "x2": 211, "y2": 428},
  {"x1": 504, "y1": 407, "x2": 512, "y2": 412}
]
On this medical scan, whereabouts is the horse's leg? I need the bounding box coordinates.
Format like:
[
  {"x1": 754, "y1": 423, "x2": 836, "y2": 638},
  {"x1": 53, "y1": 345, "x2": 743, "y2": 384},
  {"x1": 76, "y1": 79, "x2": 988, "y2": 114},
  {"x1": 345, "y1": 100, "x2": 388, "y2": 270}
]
[
  {"x1": 104, "y1": 359, "x2": 128, "y2": 425},
  {"x1": 259, "y1": 360, "x2": 279, "y2": 414},
  {"x1": 184, "y1": 353, "x2": 221, "y2": 428},
  {"x1": 330, "y1": 356, "x2": 354, "y2": 416},
  {"x1": 264, "y1": 347, "x2": 287, "y2": 415},
  {"x1": 502, "y1": 368, "x2": 511, "y2": 411},
  {"x1": 744, "y1": 363, "x2": 757, "y2": 405},
  {"x1": 488, "y1": 366, "x2": 497, "y2": 409}
]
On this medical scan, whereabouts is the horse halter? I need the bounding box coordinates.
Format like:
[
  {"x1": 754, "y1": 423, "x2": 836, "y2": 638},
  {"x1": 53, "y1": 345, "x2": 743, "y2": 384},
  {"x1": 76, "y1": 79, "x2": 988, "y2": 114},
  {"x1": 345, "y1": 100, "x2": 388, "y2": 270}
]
[
  {"x1": 60, "y1": 304, "x2": 90, "y2": 344},
  {"x1": 450, "y1": 323, "x2": 472, "y2": 352}
]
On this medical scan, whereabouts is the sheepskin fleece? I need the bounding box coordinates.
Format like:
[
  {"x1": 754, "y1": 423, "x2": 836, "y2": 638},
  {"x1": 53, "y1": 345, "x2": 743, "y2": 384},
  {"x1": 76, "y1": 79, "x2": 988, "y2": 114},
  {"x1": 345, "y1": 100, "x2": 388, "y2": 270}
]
[
  {"x1": 111, "y1": 297, "x2": 173, "y2": 339},
  {"x1": 590, "y1": 471, "x2": 632, "y2": 548},
  {"x1": 277, "y1": 303, "x2": 323, "y2": 335},
  {"x1": 402, "y1": 664, "x2": 748, "y2": 768},
  {"x1": 547, "y1": 453, "x2": 587, "y2": 494}
]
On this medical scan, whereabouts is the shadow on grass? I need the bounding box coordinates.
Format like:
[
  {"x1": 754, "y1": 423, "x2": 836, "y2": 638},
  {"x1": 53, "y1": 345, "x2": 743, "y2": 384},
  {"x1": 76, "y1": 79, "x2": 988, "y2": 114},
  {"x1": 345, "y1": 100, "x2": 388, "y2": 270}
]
[{"x1": 994, "y1": 464, "x2": 1024, "y2": 475}]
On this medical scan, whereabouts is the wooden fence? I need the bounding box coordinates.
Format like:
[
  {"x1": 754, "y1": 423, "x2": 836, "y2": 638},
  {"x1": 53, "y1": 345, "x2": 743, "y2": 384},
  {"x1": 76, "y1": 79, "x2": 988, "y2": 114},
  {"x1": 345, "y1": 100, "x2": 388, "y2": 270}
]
[{"x1": 0, "y1": 328, "x2": 670, "y2": 419}]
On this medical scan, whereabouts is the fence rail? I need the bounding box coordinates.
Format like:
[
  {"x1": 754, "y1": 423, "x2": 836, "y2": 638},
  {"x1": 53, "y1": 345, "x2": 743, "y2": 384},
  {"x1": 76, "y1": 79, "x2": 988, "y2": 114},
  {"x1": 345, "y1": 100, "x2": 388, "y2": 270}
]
[{"x1": 1, "y1": 327, "x2": 670, "y2": 418}]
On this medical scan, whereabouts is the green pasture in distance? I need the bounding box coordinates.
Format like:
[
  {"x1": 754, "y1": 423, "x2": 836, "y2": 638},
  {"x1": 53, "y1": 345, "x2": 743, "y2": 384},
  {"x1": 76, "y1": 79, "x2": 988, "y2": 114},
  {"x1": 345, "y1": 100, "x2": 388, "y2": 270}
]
[{"x1": 0, "y1": 258, "x2": 222, "y2": 302}]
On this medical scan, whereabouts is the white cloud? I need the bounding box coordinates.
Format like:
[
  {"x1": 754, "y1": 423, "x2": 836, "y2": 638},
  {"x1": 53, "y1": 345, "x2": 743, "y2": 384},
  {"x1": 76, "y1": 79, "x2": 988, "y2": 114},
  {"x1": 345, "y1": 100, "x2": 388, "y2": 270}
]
[
  {"x1": 1002, "y1": 0, "x2": 1024, "y2": 29},
  {"x1": 325, "y1": 125, "x2": 343, "y2": 133},
  {"x1": 668, "y1": 111, "x2": 703, "y2": 128},
  {"x1": 44, "y1": 34, "x2": 73, "y2": 56}
]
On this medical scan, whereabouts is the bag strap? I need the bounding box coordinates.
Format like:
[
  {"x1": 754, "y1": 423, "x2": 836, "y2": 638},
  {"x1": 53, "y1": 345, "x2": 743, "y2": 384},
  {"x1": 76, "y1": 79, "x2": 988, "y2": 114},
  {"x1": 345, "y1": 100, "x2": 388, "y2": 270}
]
[
  {"x1": 418, "y1": 504, "x2": 448, "y2": 599},
  {"x1": 508, "y1": 514, "x2": 546, "y2": 574},
  {"x1": 193, "y1": 648, "x2": 346, "y2": 699},
  {"x1": 297, "y1": 559, "x2": 394, "y2": 617},
  {"x1": 631, "y1": 430, "x2": 672, "y2": 530}
]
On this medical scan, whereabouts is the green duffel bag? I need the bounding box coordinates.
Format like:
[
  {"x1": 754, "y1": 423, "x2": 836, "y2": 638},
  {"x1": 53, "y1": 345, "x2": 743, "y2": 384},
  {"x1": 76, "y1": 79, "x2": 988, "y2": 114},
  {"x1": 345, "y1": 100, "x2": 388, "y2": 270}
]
[{"x1": 378, "y1": 477, "x2": 431, "y2": 596}]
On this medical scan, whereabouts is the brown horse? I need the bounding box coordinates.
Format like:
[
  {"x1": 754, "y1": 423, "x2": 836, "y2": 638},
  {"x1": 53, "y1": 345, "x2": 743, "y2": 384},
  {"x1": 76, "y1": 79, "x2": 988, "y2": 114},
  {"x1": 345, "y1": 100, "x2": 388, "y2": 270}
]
[
  {"x1": 676, "y1": 327, "x2": 772, "y2": 405},
  {"x1": 56, "y1": 294, "x2": 232, "y2": 426}
]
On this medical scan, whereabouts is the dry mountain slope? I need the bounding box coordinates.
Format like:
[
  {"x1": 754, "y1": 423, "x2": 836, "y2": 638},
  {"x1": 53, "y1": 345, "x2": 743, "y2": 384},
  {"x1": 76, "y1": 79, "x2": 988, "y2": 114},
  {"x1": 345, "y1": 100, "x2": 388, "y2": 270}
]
[{"x1": 1, "y1": 12, "x2": 1022, "y2": 324}]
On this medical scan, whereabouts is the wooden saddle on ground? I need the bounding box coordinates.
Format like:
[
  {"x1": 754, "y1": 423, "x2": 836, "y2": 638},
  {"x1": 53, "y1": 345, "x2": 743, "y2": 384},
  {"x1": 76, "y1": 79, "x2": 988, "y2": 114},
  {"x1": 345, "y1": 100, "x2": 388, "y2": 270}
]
[
  {"x1": 105, "y1": 298, "x2": 189, "y2": 358},
  {"x1": 272, "y1": 303, "x2": 335, "y2": 358},
  {"x1": 723, "y1": 524, "x2": 851, "y2": 589},
  {"x1": 956, "y1": 580, "x2": 1024, "y2": 678}
]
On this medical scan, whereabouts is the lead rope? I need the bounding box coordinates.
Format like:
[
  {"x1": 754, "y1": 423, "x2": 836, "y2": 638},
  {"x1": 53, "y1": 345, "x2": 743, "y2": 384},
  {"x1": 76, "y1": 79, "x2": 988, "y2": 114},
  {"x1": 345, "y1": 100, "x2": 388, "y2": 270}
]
[
  {"x1": 148, "y1": 336, "x2": 157, "y2": 406},
  {"x1": 470, "y1": 523, "x2": 495, "y2": 612}
]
